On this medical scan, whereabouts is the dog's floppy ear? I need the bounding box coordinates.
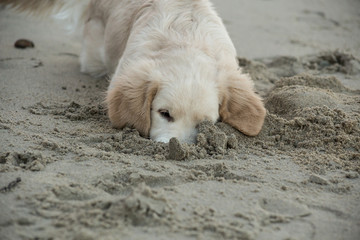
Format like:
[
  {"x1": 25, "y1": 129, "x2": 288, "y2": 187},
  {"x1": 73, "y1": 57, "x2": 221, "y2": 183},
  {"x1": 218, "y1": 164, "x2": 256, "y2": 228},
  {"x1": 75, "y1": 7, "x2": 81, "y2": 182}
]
[
  {"x1": 106, "y1": 74, "x2": 158, "y2": 137},
  {"x1": 219, "y1": 73, "x2": 266, "y2": 136}
]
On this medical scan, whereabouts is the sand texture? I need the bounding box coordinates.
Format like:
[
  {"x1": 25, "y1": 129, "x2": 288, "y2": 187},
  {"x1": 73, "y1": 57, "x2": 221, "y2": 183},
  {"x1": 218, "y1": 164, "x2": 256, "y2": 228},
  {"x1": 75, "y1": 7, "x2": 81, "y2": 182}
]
[{"x1": 1, "y1": 1, "x2": 360, "y2": 239}]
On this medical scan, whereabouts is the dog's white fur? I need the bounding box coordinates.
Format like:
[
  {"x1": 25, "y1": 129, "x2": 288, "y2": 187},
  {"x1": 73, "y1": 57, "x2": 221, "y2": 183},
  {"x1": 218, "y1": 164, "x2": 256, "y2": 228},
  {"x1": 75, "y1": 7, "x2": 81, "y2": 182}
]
[{"x1": 2, "y1": 0, "x2": 266, "y2": 143}]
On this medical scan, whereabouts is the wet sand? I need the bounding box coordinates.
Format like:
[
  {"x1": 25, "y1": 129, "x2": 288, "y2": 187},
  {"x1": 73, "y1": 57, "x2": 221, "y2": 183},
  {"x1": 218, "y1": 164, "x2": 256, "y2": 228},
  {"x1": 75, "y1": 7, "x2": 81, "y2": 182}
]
[{"x1": 1, "y1": 1, "x2": 360, "y2": 239}]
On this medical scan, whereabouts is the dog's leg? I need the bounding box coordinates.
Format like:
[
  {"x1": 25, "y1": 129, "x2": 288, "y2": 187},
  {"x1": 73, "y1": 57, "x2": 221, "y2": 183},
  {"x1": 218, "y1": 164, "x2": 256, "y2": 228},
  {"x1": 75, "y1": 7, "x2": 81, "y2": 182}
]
[{"x1": 80, "y1": 17, "x2": 107, "y2": 77}]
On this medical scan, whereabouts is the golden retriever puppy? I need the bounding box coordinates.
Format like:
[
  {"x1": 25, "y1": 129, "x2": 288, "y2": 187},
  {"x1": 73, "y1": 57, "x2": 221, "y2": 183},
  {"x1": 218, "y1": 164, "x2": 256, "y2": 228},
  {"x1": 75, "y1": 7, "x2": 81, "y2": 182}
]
[{"x1": 2, "y1": 0, "x2": 266, "y2": 143}]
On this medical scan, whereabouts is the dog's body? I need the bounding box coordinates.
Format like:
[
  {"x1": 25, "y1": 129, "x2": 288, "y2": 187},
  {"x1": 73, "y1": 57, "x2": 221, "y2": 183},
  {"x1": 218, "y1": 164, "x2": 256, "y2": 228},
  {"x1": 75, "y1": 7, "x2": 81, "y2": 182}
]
[{"x1": 2, "y1": 0, "x2": 266, "y2": 143}]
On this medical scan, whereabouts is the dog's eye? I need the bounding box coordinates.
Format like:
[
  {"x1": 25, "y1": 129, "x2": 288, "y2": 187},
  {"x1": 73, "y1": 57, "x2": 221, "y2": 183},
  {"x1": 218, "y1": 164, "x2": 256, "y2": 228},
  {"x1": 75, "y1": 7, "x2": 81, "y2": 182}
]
[{"x1": 158, "y1": 109, "x2": 174, "y2": 122}]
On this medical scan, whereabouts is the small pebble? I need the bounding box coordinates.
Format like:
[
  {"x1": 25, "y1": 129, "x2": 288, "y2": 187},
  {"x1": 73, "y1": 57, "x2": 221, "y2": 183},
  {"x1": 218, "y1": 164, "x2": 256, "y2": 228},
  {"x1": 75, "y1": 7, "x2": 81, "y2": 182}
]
[{"x1": 14, "y1": 39, "x2": 35, "y2": 49}]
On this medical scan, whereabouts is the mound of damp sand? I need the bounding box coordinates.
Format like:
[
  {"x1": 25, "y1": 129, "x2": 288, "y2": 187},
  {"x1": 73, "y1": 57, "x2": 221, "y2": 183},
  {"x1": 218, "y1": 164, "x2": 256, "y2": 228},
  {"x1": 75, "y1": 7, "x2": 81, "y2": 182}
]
[
  {"x1": 167, "y1": 122, "x2": 238, "y2": 161},
  {"x1": 88, "y1": 121, "x2": 239, "y2": 161},
  {"x1": 261, "y1": 75, "x2": 359, "y2": 172},
  {"x1": 265, "y1": 85, "x2": 340, "y2": 118}
]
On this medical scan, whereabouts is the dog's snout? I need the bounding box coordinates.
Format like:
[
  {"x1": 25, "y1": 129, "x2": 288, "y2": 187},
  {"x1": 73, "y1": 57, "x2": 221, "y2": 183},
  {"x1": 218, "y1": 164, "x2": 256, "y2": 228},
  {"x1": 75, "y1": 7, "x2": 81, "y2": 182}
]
[{"x1": 153, "y1": 127, "x2": 198, "y2": 144}]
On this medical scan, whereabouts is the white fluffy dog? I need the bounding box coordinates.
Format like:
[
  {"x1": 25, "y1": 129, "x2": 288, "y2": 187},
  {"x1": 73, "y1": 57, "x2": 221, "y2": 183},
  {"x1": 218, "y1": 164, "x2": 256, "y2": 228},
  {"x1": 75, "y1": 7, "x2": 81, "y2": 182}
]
[{"x1": 2, "y1": 0, "x2": 266, "y2": 143}]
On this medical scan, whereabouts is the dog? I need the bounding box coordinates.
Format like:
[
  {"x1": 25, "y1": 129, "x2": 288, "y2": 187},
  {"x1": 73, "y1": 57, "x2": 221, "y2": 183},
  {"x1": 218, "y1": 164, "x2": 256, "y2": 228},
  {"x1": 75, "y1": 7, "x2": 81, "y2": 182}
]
[{"x1": 1, "y1": 0, "x2": 266, "y2": 143}]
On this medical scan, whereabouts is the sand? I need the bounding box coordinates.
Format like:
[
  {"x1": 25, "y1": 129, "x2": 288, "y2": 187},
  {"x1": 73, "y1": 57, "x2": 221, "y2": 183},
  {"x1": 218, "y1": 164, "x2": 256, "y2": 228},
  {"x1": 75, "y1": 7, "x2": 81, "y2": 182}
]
[{"x1": 1, "y1": 1, "x2": 360, "y2": 239}]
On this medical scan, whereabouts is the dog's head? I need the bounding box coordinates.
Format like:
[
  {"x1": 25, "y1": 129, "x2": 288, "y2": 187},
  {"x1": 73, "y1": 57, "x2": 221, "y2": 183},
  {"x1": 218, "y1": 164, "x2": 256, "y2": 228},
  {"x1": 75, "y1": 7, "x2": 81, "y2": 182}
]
[{"x1": 106, "y1": 55, "x2": 265, "y2": 143}]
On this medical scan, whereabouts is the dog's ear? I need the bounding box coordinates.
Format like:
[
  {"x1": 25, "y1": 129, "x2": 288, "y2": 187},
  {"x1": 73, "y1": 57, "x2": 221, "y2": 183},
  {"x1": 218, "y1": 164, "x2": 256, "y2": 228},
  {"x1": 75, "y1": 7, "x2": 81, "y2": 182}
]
[
  {"x1": 219, "y1": 73, "x2": 266, "y2": 136},
  {"x1": 106, "y1": 75, "x2": 158, "y2": 137}
]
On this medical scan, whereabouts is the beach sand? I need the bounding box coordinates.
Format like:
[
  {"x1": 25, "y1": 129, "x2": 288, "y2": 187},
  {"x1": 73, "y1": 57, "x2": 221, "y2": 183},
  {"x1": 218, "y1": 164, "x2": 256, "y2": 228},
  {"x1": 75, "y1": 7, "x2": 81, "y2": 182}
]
[{"x1": 1, "y1": 1, "x2": 360, "y2": 239}]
